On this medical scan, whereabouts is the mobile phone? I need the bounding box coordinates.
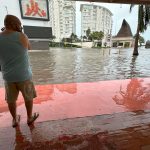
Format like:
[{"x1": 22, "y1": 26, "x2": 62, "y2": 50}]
[{"x1": 1, "y1": 27, "x2": 5, "y2": 31}]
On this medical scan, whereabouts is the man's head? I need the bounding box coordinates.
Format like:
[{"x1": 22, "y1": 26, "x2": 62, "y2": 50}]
[{"x1": 4, "y1": 14, "x2": 22, "y2": 32}]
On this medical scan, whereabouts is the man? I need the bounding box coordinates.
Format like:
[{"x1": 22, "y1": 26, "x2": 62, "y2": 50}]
[{"x1": 0, "y1": 15, "x2": 39, "y2": 127}]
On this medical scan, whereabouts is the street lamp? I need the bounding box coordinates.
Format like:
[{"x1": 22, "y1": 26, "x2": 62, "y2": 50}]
[{"x1": 5, "y1": 6, "x2": 8, "y2": 14}]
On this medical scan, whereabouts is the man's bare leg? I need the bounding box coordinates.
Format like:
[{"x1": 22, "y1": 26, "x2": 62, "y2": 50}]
[
  {"x1": 8, "y1": 102, "x2": 17, "y2": 120},
  {"x1": 8, "y1": 102, "x2": 20, "y2": 127},
  {"x1": 24, "y1": 100, "x2": 33, "y2": 120},
  {"x1": 24, "y1": 100, "x2": 39, "y2": 125}
]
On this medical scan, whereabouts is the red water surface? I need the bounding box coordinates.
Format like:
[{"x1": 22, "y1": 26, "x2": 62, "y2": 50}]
[{"x1": 1, "y1": 78, "x2": 150, "y2": 127}]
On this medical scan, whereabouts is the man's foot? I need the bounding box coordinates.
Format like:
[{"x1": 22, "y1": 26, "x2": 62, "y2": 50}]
[
  {"x1": 27, "y1": 112, "x2": 39, "y2": 126},
  {"x1": 12, "y1": 115, "x2": 21, "y2": 128}
]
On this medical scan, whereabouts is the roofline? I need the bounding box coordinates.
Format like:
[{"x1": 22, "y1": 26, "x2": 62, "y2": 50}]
[
  {"x1": 69, "y1": 0, "x2": 150, "y2": 5},
  {"x1": 80, "y1": 4, "x2": 113, "y2": 15}
]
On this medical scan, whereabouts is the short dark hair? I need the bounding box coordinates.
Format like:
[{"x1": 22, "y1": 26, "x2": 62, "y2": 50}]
[{"x1": 4, "y1": 14, "x2": 22, "y2": 31}]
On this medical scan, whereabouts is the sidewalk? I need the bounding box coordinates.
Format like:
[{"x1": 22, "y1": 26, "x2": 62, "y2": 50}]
[
  {"x1": 1, "y1": 78, "x2": 150, "y2": 149},
  {"x1": 1, "y1": 110, "x2": 150, "y2": 150}
]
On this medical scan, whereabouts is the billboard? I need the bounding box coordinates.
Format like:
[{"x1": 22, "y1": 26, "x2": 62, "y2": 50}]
[
  {"x1": 19, "y1": 0, "x2": 49, "y2": 21},
  {"x1": 23, "y1": 26, "x2": 52, "y2": 38}
]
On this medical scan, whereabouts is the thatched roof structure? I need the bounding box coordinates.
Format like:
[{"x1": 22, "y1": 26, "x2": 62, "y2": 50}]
[{"x1": 116, "y1": 19, "x2": 133, "y2": 37}]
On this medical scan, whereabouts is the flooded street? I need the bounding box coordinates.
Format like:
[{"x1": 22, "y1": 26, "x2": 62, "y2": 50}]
[
  {"x1": 28, "y1": 47, "x2": 150, "y2": 84},
  {"x1": 1, "y1": 47, "x2": 149, "y2": 86}
]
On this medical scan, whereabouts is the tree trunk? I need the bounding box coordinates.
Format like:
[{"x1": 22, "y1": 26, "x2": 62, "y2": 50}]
[
  {"x1": 133, "y1": 7, "x2": 140, "y2": 56},
  {"x1": 133, "y1": 24, "x2": 140, "y2": 55}
]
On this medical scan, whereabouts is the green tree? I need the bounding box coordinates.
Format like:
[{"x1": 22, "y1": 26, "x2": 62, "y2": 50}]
[
  {"x1": 70, "y1": 33, "x2": 77, "y2": 42},
  {"x1": 74, "y1": 34, "x2": 77, "y2": 41},
  {"x1": 49, "y1": 35, "x2": 56, "y2": 47},
  {"x1": 90, "y1": 31, "x2": 104, "y2": 41},
  {"x1": 86, "y1": 28, "x2": 91, "y2": 40},
  {"x1": 130, "y1": 5, "x2": 150, "y2": 55},
  {"x1": 52, "y1": 35, "x2": 56, "y2": 41},
  {"x1": 70, "y1": 33, "x2": 75, "y2": 42},
  {"x1": 83, "y1": 36, "x2": 87, "y2": 42},
  {"x1": 88, "y1": 34, "x2": 93, "y2": 41}
]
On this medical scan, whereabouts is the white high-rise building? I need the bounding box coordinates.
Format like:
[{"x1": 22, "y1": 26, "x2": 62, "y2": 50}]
[
  {"x1": 80, "y1": 4, "x2": 113, "y2": 46},
  {"x1": 49, "y1": 0, "x2": 76, "y2": 42}
]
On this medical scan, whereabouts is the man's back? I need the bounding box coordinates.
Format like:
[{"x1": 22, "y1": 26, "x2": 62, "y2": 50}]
[{"x1": 0, "y1": 31, "x2": 32, "y2": 82}]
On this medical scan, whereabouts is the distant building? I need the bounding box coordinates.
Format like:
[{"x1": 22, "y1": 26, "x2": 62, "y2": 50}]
[
  {"x1": 80, "y1": 4, "x2": 113, "y2": 47},
  {"x1": 49, "y1": 0, "x2": 76, "y2": 42},
  {"x1": 112, "y1": 19, "x2": 134, "y2": 48}
]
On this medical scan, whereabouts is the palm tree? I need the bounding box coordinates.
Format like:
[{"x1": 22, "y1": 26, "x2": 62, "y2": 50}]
[
  {"x1": 83, "y1": 36, "x2": 87, "y2": 42},
  {"x1": 70, "y1": 33, "x2": 78, "y2": 42},
  {"x1": 86, "y1": 28, "x2": 91, "y2": 41},
  {"x1": 130, "y1": 5, "x2": 150, "y2": 55},
  {"x1": 52, "y1": 35, "x2": 56, "y2": 41}
]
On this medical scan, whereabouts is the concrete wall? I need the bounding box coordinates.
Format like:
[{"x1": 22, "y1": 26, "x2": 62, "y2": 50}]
[
  {"x1": 30, "y1": 40, "x2": 49, "y2": 50},
  {"x1": 112, "y1": 37, "x2": 135, "y2": 48},
  {"x1": 72, "y1": 42, "x2": 93, "y2": 48}
]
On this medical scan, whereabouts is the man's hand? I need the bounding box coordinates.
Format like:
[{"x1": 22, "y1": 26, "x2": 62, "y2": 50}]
[{"x1": 20, "y1": 33, "x2": 31, "y2": 50}]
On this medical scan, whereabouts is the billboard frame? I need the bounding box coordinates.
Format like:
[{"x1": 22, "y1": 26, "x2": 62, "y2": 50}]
[{"x1": 19, "y1": 0, "x2": 50, "y2": 21}]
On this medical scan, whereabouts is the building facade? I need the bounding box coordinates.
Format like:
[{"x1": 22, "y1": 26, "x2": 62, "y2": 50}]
[
  {"x1": 0, "y1": 0, "x2": 52, "y2": 50},
  {"x1": 80, "y1": 4, "x2": 113, "y2": 47},
  {"x1": 49, "y1": 0, "x2": 76, "y2": 42}
]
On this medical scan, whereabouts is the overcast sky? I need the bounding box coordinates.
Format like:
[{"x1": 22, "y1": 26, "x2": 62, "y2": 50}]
[{"x1": 76, "y1": 2, "x2": 150, "y2": 41}]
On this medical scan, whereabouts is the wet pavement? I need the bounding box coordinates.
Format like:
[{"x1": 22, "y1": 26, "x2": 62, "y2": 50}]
[
  {"x1": 1, "y1": 108, "x2": 150, "y2": 149},
  {"x1": 1, "y1": 48, "x2": 150, "y2": 149}
]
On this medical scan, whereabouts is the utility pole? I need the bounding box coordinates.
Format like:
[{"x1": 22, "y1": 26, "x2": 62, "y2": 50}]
[{"x1": 5, "y1": 6, "x2": 8, "y2": 14}]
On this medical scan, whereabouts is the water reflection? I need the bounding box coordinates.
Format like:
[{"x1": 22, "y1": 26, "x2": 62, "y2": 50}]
[
  {"x1": 34, "y1": 83, "x2": 77, "y2": 105},
  {"x1": 129, "y1": 56, "x2": 139, "y2": 78},
  {"x1": 112, "y1": 78, "x2": 150, "y2": 110},
  {"x1": 14, "y1": 126, "x2": 34, "y2": 150},
  {"x1": 0, "y1": 83, "x2": 77, "y2": 113},
  {"x1": 13, "y1": 126, "x2": 115, "y2": 150},
  {"x1": 55, "y1": 83, "x2": 77, "y2": 94}
]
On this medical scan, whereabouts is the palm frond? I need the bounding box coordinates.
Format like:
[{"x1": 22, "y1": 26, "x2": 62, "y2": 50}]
[
  {"x1": 130, "y1": 4, "x2": 135, "y2": 12},
  {"x1": 130, "y1": 5, "x2": 150, "y2": 33},
  {"x1": 145, "y1": 6, "x2": 150, "y2": 27},
  {"x1": 138, "y1": 5, "x2": 145, "y2": 32}
]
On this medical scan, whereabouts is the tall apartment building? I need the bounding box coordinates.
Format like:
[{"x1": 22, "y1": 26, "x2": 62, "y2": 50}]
[
  {"x1": 80, "y1": 4, "x2": 113, "y2": 46},
  {"x1": 49, "y1": 0, "x2": 76, "y2": 42}
]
